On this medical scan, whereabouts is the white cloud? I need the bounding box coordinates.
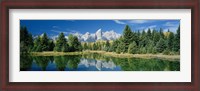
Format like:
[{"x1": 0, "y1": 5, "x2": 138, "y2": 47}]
[
  {"x1": 51, "y1": 30, "x2": 68, "y2": 34},
  {"x1": 113, "y1": 20, "x2": 126, "y2": 25},
  {"x1": 137, "y1": 27, "x2": 146, "y2": 30},
  {"x1": 51, "y1": 28, "x2": 80, "y2": 35},
  {"x1": 144, "y1": 25, "x2": 157, "y2": 32},
  {"x1": 163, "y1": 22, "x2": 178, "y2": 27},
  {"x1": 52, "y1": 26, "x2": 59, "y2": 28},
  {"x1": 128, "y1": 20, "x2": 153, "y2": 24}
]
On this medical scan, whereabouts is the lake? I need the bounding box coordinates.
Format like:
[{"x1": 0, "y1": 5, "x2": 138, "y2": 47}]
[{"x1": 20, "y1": 53, "x2": 180, "y2": 71}]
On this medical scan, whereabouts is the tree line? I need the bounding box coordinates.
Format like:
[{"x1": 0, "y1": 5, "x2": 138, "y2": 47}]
[
  {"x1": 20, "y1": 25, "x2": 180, "y2": 55},
  {"x1": 20, "y1": 26, "x2": 82, "y2": 53},
  {"x1": 82, "y1": 25, "x2": 180, "y2": 55}
]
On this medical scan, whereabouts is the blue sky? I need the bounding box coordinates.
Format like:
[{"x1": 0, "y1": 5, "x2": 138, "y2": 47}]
[{"x1": 20, "y1": 20, "x2": 180, "y2": 36}]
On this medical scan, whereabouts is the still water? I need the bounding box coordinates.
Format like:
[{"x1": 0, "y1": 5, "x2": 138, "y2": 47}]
[{"x1": 20, "y1": 53, "x2": 180, "y2": 71}]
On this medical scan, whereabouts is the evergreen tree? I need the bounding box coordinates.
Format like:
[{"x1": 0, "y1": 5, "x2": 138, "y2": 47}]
[
  {"x1": 147, "y1": 28, "x2": 152, "y2": 39},
  {"x1": 20, "y1": 26, "x2": 33, "y2": 53},
  {"x1": 153, "y1": 32, "x2": 160, "y2": 46},
  {"x1": 54, "y1": 33, "x2": 69, "y2": 52},
  {"x1": 93, "y1": 43, "x2": 97, "y2": 50},
  {"x1": 156, "y1": 38, "x2": 167, "y2": 53},
  {"x1": 128, "y1": 41, "x2": 137, "y2": 54},
  {"x1": 68, "y1": 34, "x2": 82, "y2": 51},
  {"x1": 146, "y1": 40, "x2": 154, "y2": 53},
  {"x1": 32, "y1": 37, "x2": 41, "y2": 52},
  {"x1": 48, "y1": 40, "x2": 55, "y2": 51},
  {"x1": 110, "y1": 39, "x2": 120, "y2": 52},
  {"x1": 167, "y1": 31, "x2": 175, "y2": 51},
  {"x1": 122, "y1": 25, "x2": 134, "y2": 52},
  {"x1": 173, "y1": 25, "x2": 180, "y2": 52},
  {"x1": 159, "y1": 28, "x2": 164, "y2": 39},
  {"x1": 40, "y1": 33, "x2": 49, "y2": 51},
  {"x1": 83, "y1": 42, "x2": 88, "y2": 50},
  {"x1": 116, "y1": 42, "x2": 126, "y2": 54},
  {"x1": 104, "y1": 40, "x2": 110, "y2": 52}
]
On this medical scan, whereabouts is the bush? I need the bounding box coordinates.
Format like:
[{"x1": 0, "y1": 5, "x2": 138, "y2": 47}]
[{"x1": 163, "y1": 49, "x2": 170, "y2": 55}]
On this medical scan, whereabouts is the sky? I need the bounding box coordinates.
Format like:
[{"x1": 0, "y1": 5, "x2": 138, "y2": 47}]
[{"x1": 20, "y1": 20, "x2": 180, "y2": 36}]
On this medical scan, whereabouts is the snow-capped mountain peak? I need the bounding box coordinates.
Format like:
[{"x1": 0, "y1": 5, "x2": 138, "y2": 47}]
[
  {"x1": 50, "y1": 29, "x2": 121, "y2": 42},
  {"x1": 95, "y1": 29, "x2": 103, "y2": 40}
]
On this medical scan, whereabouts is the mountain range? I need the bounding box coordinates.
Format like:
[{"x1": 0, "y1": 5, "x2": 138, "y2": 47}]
[{"x1": 50, "y1": 29, "x2": 121, "y2": 42}]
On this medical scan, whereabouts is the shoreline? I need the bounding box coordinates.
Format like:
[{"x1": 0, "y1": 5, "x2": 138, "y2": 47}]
[{"x1": 30, "y1": 50, "x2": 180, "y2": 60}]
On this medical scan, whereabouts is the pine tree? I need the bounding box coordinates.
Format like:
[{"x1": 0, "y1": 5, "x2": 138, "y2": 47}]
[
  {"x1": 40, "y1": 33, "x2": 49, "y2": 51},
  {"x1": 147, "y1": 28, "x2": 152, "y2": 39},
  {"x1": 173, "y1": 25, "x2": 180, "y2": 52},
  {"x1": 159, "y1": 28, "x2": 164, "y2": 39},
  {"x1": 110, "y1": 39, "x2": 120, "y2": 52},
  {"x1": 54, "y1": 33, "x2": 68, "y2": 52},
  {"x1": 48, "y1": 40, "x2": 55, "y2": 51},
  {"x1": 68, "y1": 34, "x2": 82, "y2": 52},
  {"x1": 167, "y1": 31, "x2": 175, "y2": 51},
  {"x1": 122, "y1": 25, "x2": 134, "y2": 52},
  {"x1": 83, "y1": 42, "x2": 88, "y2": 50},
  {"x1": 20, "y1": 26, "x2": 33, "y2": 53},
  {"x1": 104, "y1": 40, "x2": 110, "y2": 52},
  {"x1": 128, "y1": 41, "x2": 137, "y2": 54},
  {"x1": 116, "y1": 42, "x2": 126, "y2": 54},
  {"x1": 153, "y1": 32, "x2": 160, "y2": 46},
  {"x1": 156, "y1": 38, "x2": 167, "y2": 53}
]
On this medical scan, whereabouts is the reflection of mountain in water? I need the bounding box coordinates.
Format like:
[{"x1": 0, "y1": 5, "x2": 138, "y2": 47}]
[
  {"x1": 20, "y1": 54, "x2": 180, "y2": 71},
  {"x1": 79, "y1": 58, "x2": 116, "y2": 70}
]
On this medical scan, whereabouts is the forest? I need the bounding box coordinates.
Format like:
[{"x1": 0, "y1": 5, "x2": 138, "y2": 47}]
[{"x1": 20, "y1": 25, "x2": 180, "y2": 55}]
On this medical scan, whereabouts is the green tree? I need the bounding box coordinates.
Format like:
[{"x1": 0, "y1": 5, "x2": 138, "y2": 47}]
[
  {"x1": 83, "y1": 42, "x2": 88, "y2": 50},
  {"x1": 173, "y1": 25, "x2": 180, "y2": 52},
  {"x1": 153, "y1": 32, "x2": 160, "y2": 45},
  {"x1": 109, "y1": 39, "x2": 120, "y2": 52},
  {"x1": 146, "y1": 40, "x2": 155, "y2": 53},
  {"x1": 104, "y1": 40, "x2": 110, "y2": 52},
  {"x1": 116, "y1": 42, "x2": 126, "y2": 54},
  {"x1": 40, "y1": 33, "x2": 49, "y2": 51},
  {"x1": 167, "y1": 31, "x2": 175, "y2": 51},
  {"x1": 122, "y1": 25, "x2": 134, "y2": 52},
  {"x1": 128, "y1": 41, "x2": 138, "y2": 54},
  {"x1": 156, "y1": 38, "x2": 167, "y2": 53},
  {"x1": 20, "y1": 26, "x2": 33, "y2": 53},
  {"x1": 93, "y1": 43, "x2": 97, "y2": 50},
  {"x1": 48, "y1": 40, "x2": 55, "y2": 51},
  {"x1": 159, "y1": 28, "x2": 164, "y2": 39},
  {"x1": 147, "y1": 28, "x2": 152, "y2": 39},
  {"x1": 68, "y1": 34, "x2": 82, "y2": 52},
  {"x1": 54, "y1": 33, "x2": 69, "y2": 52}
]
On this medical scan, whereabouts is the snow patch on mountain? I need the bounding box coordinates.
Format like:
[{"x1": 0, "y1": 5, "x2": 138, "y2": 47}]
[{"x1": 50, "y1": 28, "x2": 121, "y2": 42}]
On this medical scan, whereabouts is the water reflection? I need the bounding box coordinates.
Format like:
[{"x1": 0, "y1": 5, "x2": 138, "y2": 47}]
[{"x1": 20, "y1": 53, "x2": 180, "y2": 71}]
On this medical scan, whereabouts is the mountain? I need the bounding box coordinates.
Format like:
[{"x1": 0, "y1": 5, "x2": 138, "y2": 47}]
[
  {"x1": 95, "y1": 29, "x2": 103, "y2": 40},
  {"x1": 102, "y1": 30, "x2": 121, "y2": 40},
  {"x1": 50, "y1": 29, "x2": 121, "y2": 42},
  {"x1": 78, "y1": 29, "x2": 121, "y2": 42}
]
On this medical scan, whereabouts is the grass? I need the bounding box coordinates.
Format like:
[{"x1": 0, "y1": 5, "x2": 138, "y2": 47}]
[
  {"x1": 31, "y1": 51, "x2": 83, "y2": 56},
  {"x1": 31, "y1": 50, "x2": 180, "y2": 60}
]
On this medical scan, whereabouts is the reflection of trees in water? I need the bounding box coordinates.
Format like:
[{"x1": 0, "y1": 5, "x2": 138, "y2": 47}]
[
  {"x1": 67, "y1": 56, "x2": 81, "y2": 69},
  {"x1": 21, "y1": 53, "x2": 180, "y2": 71},
  {"x1": 54, "y1": 56, "x2": 68, "y2": 71},
  {"x1": 112, "y1": 57, "x2": 180, "y2": 71},
  {"x1": 20, "y1": 55, "x2": 33, "y2": 71},
  {"x1": 82, "y1": 53, "x2": 112, "y2": 62},
  {"x1": 82, "y1": 53, "x2": 180, "y2": 71},
  {"x1": 33, "y1": 56, "x2": 53, "y2": 71},
  {"x1": 54, "y1": 56, "x2": 81, "y2": 71}
]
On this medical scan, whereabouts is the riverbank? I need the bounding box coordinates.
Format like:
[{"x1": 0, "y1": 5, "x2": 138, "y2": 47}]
[{"x1": 31, "y1": 50, "x2": 180, "y2": 60}]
